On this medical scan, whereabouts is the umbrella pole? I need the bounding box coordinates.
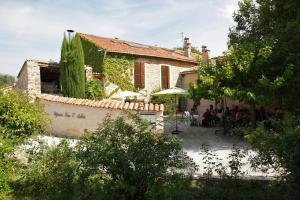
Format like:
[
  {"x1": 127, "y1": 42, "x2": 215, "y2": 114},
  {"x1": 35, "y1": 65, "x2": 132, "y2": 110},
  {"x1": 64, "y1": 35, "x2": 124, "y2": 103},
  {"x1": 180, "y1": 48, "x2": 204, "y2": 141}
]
[
  {"x1": 175, "y1": 94, "x2": 178, "y2": 131},
  {"x1": 172, "y1": 94, "x2": 181, "y2": 134}
]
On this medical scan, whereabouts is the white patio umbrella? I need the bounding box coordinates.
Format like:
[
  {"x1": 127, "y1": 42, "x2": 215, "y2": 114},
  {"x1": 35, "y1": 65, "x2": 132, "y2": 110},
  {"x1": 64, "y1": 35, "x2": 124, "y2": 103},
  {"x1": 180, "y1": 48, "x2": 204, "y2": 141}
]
[
  {"x1": 111, "y1": 90, "x2": 143, "y2": 100},
  {"x1": 152, "y1": 87, "x2": 189, "y2": 134}
]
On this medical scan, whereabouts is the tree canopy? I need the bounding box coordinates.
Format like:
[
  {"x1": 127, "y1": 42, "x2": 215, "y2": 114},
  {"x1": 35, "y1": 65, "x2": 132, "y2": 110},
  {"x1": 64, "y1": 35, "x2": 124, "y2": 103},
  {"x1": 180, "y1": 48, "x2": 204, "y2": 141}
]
[
  {"x1": 0, "y1": 74, "x2": 15, "y2": 87},
  {"x1": 190, "y1": 0, "x2": 300, "y2": 111}
]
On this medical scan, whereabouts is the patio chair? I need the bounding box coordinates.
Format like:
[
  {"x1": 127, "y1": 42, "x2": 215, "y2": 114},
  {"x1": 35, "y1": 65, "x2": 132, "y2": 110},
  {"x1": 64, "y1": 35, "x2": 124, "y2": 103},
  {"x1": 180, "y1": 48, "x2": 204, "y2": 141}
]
[{"x1": 183, "y1": 111, "x2": 191, "y2": 127}]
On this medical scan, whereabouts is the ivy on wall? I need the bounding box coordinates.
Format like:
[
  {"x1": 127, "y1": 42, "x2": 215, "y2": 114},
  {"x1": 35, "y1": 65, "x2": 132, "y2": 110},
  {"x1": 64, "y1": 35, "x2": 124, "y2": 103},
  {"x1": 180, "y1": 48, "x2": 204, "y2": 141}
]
[
  {"x1": 79, "y1": 35, "x2": 104, "y2": 73},
  {"x1": 79, "y1": 34, "x2": 136, "y2": 91},
  {"x1": 103, "y1": 55, "x2": 135, "y2": 91}
]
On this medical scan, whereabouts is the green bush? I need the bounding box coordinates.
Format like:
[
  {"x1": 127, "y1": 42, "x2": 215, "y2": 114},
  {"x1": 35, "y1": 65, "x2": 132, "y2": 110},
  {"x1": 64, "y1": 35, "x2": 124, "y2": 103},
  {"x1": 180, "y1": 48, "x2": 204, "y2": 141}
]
[
  {"x1": 85, "y1": 79, "x2": 105, "y2": 100},
  {"x1": 0, "y1": 90, "x2": 47, "y2": 139},
  {"x1": 13, "y1": 140, "x2": 80, "y2": 200},
  {"x1": 0, "y1": 90, "x2": 47, "y2": 198},
  {"x1": 77, "y1": 115, "x2": 196, "y2": 199},
  {"x1": 245, "y1": 115, "x2": 300, "y2": 199},
  {"x1": 13, "y1": 115, "x2": 196, "y2": 199}
]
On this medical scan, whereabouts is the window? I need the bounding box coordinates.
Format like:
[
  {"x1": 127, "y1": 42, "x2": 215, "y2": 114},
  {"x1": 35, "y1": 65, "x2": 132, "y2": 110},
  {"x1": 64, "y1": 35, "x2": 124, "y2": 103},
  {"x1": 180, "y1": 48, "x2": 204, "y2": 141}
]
[
  {"x1": 134, "y1": 62, "x2": 145, "y2": 89},
  {"x1": 161, "y1": 65, "x2": 170, "y2": 89}
]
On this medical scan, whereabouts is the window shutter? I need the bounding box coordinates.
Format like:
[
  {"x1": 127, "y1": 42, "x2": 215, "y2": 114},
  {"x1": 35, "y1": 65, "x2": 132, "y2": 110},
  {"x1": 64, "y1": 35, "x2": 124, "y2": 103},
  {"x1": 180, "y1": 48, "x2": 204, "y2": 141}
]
[
  {"x1": 161, "y1": 66, "x2": 170, "y2": 89},
  {"x1": 134, "y1": 62, "x2": 145, "y2": 89},
  {"x1": 166, "y1": 66, "x2": 170, "y2": 88},
  {"x1": 134, "y1": 62, "x2": 141, "y2": 89},
  {"x1": 140, "y1": 63, "x2": 145, "y2": 89}
]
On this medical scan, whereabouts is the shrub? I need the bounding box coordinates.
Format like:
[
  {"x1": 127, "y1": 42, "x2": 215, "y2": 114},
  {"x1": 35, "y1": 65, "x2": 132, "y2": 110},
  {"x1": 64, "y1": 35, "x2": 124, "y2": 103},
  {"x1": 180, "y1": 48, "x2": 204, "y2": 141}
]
[
  {"x1": 13, "y1": 140, "x2": 80, "y2": 200},
  {"x1": 76, "y1": 115, "x2": 196, "y2": 199},
  {"x1": 245, "y1": 115, "x2": 300, "y2": 199},
  {"x1": 85, "y1": 79, "x2": 105, "y2": 100},
  {"x1": 0, "y1": 90, "x2": 47, "y2": 198},
  {"x1": 12, "y1": 115, "x2": 196, "y2": 199},
  {"x1": 0, "y1": 90, "x2": 47, "y2": 138}
]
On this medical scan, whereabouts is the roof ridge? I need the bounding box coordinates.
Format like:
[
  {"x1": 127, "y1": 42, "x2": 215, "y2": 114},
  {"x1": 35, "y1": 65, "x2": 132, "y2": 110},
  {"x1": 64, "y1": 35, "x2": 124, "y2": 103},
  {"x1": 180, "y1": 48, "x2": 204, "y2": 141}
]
[
  {"x1": 78, "y1": 32, "x2": 160, "y2": 50},
  {"x1": 77, "y1": 32, "x2": 197, "y2": 63}
]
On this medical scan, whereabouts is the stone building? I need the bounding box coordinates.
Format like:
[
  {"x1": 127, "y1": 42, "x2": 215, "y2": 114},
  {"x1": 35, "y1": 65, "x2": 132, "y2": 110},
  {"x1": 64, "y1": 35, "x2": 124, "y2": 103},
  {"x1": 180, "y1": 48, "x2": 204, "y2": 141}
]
[
  {"x1": 15, "y1": 31, "x2": 213, "y2": 113},
  {"x1": 77, "y1": 32, "x2": 201, "y2": 96}
]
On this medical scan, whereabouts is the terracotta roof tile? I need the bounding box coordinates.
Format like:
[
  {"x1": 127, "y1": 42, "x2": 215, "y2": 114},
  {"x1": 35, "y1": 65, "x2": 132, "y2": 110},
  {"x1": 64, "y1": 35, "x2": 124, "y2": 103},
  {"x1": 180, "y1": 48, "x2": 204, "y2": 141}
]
[
  {"x1": 124, "y1": 102, "x2": 130, "y2": 110},
  {"x1": 154, "y1": 104, "x2": 159, "y2": 112},
  {"x1": 144, "y1": 104, "x2": 149, "y2": 111},
  {"x1": 149, "y1": 103, "x2": 154, "y2": 111},
  {"x1": 78, "y1": 33, "x2": 197, "y2": 64},
  {"x1": 118, "y1": 102, "x2": 124, "y2": 109},
  {"x1": 160, "y1": 104, "x2": 164, "y2": 112},
  {"x1": 38, "y1": 94, "x2": 163, "y2": 112},
  {"x1": 134, "y1": 102, "x2": 139, "y2": 110},
  {"x1": 128, "y1": 102, "x2": 134, "y2": 110}
]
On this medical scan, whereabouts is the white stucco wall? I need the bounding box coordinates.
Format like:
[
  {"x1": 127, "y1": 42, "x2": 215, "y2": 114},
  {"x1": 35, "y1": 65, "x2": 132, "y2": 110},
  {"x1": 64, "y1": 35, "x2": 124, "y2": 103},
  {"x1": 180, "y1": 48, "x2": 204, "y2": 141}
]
[{"x1": 41, "y1": 99, "x2": 163, "y2": 137}]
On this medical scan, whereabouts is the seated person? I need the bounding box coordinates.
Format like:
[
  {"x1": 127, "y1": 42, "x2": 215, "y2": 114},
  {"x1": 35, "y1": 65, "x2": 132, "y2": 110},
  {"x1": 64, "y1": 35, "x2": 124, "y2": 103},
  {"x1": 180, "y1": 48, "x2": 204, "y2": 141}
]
[
  {"x1": 202, "y1": 109, "x2": 211, "y2": 127},
  {"x1": 216, "y1": 109, "x2": 224, "y2": 125}
]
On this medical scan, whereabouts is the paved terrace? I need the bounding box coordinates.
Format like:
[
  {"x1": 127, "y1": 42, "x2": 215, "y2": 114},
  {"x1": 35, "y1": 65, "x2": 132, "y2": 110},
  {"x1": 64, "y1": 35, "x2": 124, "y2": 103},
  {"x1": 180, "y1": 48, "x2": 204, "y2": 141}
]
[{"x1": 164, "y1": 118, "x2": 276, "y2": 179}]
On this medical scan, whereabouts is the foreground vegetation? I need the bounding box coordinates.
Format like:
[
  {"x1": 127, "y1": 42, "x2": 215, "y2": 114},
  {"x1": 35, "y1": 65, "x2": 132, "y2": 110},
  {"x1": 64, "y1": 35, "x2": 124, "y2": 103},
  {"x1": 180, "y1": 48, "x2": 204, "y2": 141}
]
[{"x1": 0, "y1": 91, "x2": 293, "y2": 199}]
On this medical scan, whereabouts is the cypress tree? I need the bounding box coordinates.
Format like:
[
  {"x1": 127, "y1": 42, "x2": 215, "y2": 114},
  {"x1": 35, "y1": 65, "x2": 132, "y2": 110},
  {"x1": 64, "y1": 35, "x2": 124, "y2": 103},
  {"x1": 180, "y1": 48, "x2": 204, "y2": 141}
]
[{"x1": 60, "y1": 34, "x2": 85, "y2": 98}]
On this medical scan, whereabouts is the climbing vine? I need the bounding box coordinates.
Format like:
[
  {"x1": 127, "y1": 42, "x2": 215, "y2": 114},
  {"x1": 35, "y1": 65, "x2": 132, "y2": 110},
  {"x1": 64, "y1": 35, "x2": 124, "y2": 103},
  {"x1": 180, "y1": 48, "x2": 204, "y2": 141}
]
[
  {"x1": 103, "y1": 55, "x2": 135, "y2": 91},
  {"x1": 79, "y1": 35, "x2": 104, "y2": 73},
  {"x1": 79, "y1": 34, "x2": 136, "y2": 91}
]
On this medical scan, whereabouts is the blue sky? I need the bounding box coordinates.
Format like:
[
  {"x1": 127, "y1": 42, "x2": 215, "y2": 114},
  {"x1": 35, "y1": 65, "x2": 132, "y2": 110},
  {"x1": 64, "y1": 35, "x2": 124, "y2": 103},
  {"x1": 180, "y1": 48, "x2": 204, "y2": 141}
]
[{"x1": 0, "y1": 0, "x2": 239, "y2": 76}]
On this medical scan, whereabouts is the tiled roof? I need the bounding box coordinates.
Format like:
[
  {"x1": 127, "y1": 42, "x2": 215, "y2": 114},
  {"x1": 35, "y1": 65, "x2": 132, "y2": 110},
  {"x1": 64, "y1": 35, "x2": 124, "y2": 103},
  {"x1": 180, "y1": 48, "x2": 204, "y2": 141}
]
[
  {"x1": 78, "y1": 33, "x2": 198, "y2": 64},
  {"x1": 38, "y1": 94, "x2": 164, "y2": 112}
]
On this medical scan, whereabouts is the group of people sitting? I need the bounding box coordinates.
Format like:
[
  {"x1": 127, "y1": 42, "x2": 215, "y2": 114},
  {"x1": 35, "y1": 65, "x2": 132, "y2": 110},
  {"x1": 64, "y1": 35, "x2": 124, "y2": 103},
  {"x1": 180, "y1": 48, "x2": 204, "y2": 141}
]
[
  {"x1": 201, "y1": 103, "x2": 225, "y2": 127},
  {"x1": 188, "y1": 100, "x2": 272, "y2": 130}
]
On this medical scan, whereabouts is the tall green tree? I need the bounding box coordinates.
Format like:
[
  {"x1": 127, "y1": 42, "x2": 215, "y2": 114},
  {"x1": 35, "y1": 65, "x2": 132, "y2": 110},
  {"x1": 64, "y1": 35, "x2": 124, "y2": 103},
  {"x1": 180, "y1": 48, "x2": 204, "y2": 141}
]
[{"x1": 60, "y1": 34, "x2": 86, "y2": 98}]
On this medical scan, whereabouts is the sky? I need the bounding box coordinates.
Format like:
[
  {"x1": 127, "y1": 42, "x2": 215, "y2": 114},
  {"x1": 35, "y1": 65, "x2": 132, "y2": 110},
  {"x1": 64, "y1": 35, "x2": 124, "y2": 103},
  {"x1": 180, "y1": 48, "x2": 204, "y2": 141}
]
[{"x1": 0, "y1": 0, "x2": 239, "y2": 76}]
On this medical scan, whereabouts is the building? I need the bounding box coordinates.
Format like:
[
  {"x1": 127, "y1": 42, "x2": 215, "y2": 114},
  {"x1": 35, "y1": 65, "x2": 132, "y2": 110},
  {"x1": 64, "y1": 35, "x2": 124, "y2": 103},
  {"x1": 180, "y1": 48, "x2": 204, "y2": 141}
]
[{"x1": 16, "y1": 31, "x2": 209, "y2": 101}]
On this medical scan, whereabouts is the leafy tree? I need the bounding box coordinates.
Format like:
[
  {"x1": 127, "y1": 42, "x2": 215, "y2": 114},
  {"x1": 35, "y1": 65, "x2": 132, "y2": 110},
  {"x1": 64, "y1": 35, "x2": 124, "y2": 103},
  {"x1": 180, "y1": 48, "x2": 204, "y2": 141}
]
[
  {"x1": 85, "y1": 79, "x2": 105, "y2": 100},
  {"x1": 246, "y1": 115, "x2": 300, "y2": 199},
  {"x1": 60, "y1": 34, "x2": 86, "y2": 98},
  {"x1": 0, "y1": 74, "x2": 15, "y2": 87},
  {"x1": 190, "y1": 0, "x2": 300, "y2": 119},
  {"x1": 0, "y1": 90, "x2": 47, "y2": 198}
]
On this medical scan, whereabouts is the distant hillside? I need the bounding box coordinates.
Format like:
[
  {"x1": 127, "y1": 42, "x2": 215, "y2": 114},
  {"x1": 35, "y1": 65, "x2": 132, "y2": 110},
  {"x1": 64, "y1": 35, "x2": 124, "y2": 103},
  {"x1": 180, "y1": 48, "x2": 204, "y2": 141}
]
[{"x1": 0, "y1": 74, "x2": 15, "y2": 87}]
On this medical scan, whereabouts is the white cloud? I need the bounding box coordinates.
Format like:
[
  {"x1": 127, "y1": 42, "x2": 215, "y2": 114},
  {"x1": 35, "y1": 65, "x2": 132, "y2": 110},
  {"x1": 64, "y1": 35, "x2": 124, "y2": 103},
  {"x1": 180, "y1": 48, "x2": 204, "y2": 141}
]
[
  {"x1": 0, "y1": 0, "x2": 239, "y2": 76},
  {"x1": 218, "y1": 0, "x2": 239, "y2": 23}
]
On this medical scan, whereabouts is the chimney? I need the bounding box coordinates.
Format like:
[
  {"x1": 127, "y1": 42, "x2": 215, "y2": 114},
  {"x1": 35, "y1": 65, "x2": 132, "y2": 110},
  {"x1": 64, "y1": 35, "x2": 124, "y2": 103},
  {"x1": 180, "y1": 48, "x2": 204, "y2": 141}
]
[
  {"x1": 183, "y1": 37, "x2": 192, "y2": 57},
  {"x1": 65, "y1": 29, "x2": 75, "y2": 42},
  {"x1": 201, "y1": 45, "x2": 209, "y2": 62}
]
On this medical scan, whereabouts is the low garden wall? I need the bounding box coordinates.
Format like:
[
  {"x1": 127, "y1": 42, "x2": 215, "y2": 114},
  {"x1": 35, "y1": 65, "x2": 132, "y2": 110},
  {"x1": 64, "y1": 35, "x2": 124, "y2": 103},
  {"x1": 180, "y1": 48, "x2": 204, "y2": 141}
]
[{"x1": 38, "y1": 94, "x2": 164, "y2": 137}]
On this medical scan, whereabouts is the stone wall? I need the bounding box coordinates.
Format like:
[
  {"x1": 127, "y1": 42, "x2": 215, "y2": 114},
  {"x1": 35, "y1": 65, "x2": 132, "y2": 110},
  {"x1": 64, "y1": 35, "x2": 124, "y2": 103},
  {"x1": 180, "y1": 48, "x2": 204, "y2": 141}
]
[
  {"x1": 136, "y1": 57, "x2": 192, "y2": 95},
  {"x1": 16, "y1": 60, "x2": 41, "y2": 98}
]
